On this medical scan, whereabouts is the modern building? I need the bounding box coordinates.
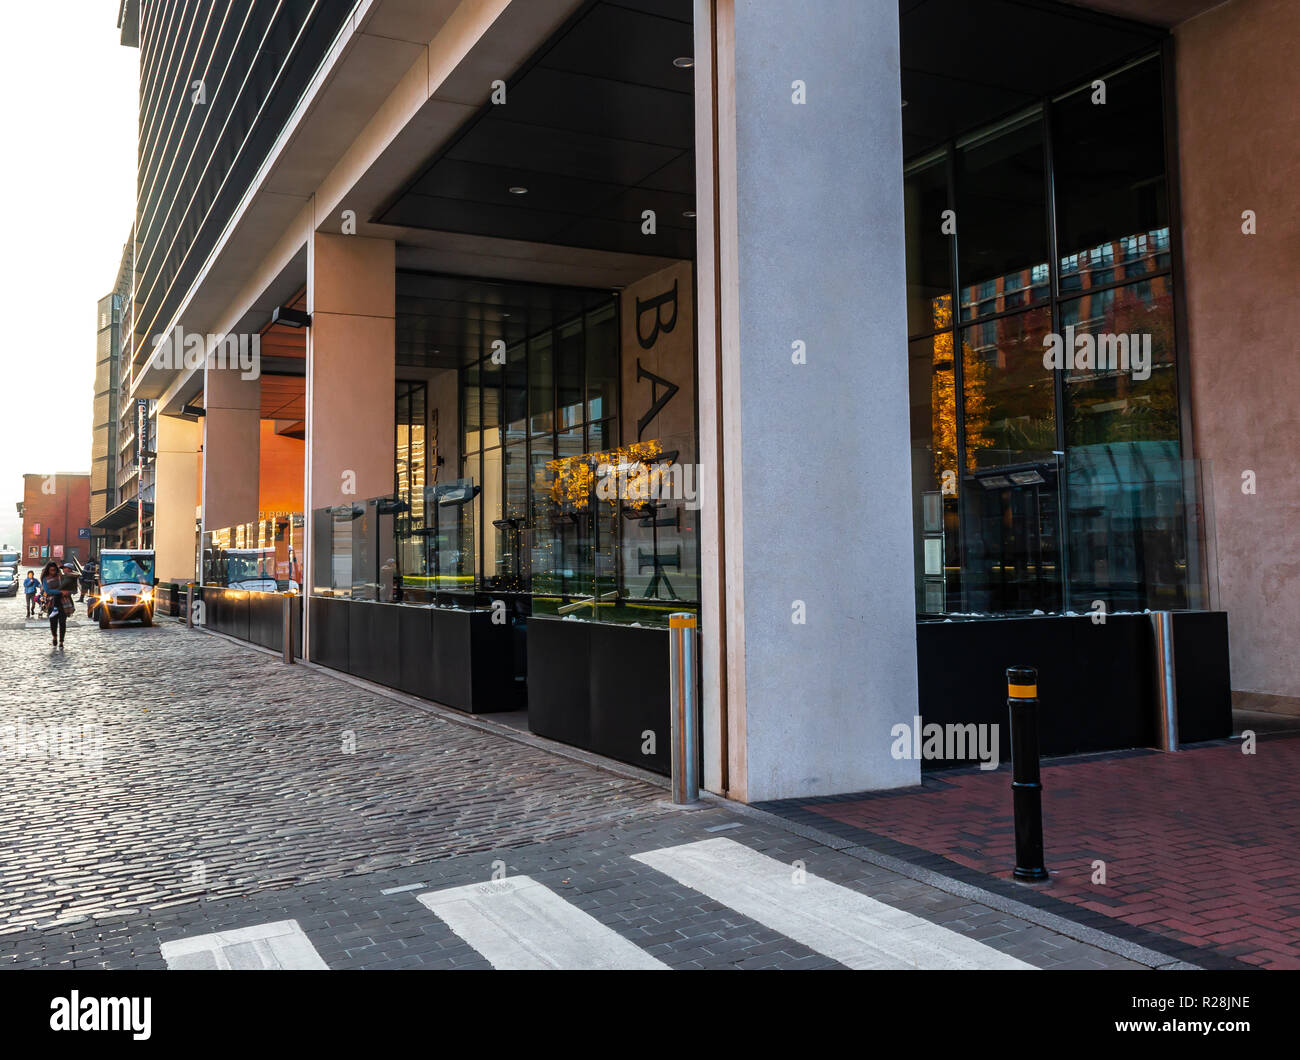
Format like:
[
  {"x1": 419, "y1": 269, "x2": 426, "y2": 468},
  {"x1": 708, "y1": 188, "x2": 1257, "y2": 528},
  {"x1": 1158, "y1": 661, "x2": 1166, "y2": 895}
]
[
  {"x1": 116, "y1": 0, "x2": 1298, "y2": 802},
  {"x1": 17, "y1": 474, "x2": 91, "y2": 568},
  {"x1": 90, "y1": 235, "x2": 153, "y2": 554}
]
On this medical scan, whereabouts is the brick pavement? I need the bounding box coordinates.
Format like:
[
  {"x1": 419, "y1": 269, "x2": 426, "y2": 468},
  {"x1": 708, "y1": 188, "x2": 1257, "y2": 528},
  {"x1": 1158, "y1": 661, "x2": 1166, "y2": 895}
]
[
  {"x1": 762, "y1": 737, "x2": 1300, "y2": 969},
  {"x1": 0, "y1": 595, "x2": 1152, "y2": 970}
]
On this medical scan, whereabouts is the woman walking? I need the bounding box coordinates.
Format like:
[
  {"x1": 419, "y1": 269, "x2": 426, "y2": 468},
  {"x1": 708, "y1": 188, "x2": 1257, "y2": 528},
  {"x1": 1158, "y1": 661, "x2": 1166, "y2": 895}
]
[{"x1": 41, "y1": 560, "x2": 68, "y2": 648}]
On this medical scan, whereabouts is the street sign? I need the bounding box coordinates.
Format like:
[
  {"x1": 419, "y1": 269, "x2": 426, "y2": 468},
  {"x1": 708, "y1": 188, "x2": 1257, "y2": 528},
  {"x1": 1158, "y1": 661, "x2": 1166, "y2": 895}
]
[{"x1": 78, "y1": 528, "x2": 90, "y2": 539}]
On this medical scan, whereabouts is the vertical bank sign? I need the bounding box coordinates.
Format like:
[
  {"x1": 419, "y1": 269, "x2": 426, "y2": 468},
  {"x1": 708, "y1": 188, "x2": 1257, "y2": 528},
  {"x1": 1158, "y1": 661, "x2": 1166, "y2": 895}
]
[{"x1": 137, "y1": 398, "x2": 147, "y2": 550}]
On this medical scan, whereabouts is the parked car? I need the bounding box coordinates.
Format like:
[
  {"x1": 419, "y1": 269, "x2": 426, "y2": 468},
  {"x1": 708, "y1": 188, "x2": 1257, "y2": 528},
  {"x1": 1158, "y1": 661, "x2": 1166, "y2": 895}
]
[{"x1": 0, "y1": 569, "x2": 17, "y2": 597}]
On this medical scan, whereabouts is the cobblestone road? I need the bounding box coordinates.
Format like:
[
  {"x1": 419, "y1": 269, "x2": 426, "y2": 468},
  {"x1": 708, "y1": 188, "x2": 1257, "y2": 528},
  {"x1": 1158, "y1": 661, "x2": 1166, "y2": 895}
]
[{"x1": 0, "y1": 595, "x2": 1154, "y2": 970}]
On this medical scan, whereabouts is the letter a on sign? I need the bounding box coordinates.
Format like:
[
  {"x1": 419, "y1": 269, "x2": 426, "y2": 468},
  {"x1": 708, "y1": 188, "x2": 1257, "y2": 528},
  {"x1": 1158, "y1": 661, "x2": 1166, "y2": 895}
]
[{"x1": 635, "y1": 359, "x2": 679, "y2": 441}]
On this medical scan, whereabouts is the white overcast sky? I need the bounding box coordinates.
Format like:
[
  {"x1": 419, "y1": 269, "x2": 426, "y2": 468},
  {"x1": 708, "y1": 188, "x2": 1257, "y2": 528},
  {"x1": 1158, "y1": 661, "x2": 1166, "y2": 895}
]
[{"x1": 0, "y1": 2, "x2": 137, "y2": 548}]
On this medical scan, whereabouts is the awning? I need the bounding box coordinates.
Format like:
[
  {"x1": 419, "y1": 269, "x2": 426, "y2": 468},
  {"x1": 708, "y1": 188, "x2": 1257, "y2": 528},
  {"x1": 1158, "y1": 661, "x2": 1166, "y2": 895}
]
[{"x1": 93, "y1": 499, "x2": 155, "y2": 531}]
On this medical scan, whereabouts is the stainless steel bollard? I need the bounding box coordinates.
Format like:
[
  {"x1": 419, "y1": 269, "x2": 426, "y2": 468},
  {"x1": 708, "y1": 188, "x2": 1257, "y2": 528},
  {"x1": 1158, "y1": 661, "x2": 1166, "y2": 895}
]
[
  {"x1": 668, "y1": 612, "x2": 700, "y2": 805},
  {"x1": 282, "y1": 594, "x2": 295, "y2": 664},
  {"x1": 186, "y1": 584, "x2": 195, "y2": 628},
  {"x1": 1150, "y1": 611, "x2": 1178, "y2": 752}
]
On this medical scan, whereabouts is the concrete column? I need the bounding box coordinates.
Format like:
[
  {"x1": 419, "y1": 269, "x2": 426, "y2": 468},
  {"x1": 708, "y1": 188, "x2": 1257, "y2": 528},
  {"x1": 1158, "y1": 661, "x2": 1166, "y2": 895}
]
[
  {"x1": 304, "y1": 232, "x2": 395, "y2": 640},
  {"x1": 154, "y1": 414, "x2": 201, "y2": 583},
  {"x1": 306, "y1": 233, "x2": 396, "y2": 507},
  {"x1": 202, "y1": 365, "x2": 260, "y2": 535},
  {"x1": 1176, "y1": 0, "x2": 1300, "y2": 708},
  {"x1": 699, "y1": 0, "x2": 918, "y2": 801}
]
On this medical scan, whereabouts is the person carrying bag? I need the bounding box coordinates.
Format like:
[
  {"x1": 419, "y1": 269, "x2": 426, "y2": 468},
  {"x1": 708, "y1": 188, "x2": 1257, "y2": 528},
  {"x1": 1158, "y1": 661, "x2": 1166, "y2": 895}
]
[{"x1": 41, "y1": 561, "x2": 70, "y2": 649}]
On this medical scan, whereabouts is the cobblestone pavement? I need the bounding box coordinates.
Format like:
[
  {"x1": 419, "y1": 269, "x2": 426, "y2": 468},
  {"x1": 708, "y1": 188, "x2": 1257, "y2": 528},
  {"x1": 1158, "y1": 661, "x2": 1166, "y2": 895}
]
[
  {"x1": 763, "y1": 736, "x2": 1300, "y2": 970},
  {"x1": 0, "y1": 596, "x2": 1153, "y2": 970}
]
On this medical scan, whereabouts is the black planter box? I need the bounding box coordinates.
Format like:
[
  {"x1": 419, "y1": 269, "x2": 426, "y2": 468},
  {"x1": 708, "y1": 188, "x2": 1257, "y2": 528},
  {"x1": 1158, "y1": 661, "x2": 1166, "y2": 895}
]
[
  {"x1": 309, "y1": 596, "x2": 350, "y2": 672},
  {"x1": 200, "y1": 588, "x2": 301, "y2": 657},
  {"x1": 528, "y1": 616, "x2": 671, "y2": 775},
  {"x1": 916, "y1": 610, "x2": 1232, "y2": 768},
  {"x1": 309, "y1": 598, "x2": 519, "y2": 713},
  {"x1": 154, "y1": 582, "x2": 182, "y2": 617},
  {"x1": 202, "y1": 586, "x2": 250, "y2": 644}
]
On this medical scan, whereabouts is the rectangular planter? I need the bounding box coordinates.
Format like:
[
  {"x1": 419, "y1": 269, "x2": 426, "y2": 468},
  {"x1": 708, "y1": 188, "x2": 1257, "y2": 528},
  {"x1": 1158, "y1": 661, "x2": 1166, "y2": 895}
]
[
  {"x1": 308, "y1": 598, "x2": 518, "y2": 714},
  {"x1": 916, "y1": 611, "x2": 1232, "y2": 767},
  {"x1": 309, "y1": 596, "x2": 350, "y2": 672},
  {"x1": 527, "y1": 616, "x2": 671, "y2": 775}
]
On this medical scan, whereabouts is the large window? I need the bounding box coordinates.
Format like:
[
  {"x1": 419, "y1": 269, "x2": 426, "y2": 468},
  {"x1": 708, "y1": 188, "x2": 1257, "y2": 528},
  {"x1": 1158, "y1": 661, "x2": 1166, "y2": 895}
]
[
  {"x1": 904, "y1": 54, "x2": 1203, "y2": 617},
  {"x1": 462, "y1": 299, "x2": 620, "y2": 593},
  {"x1": 395, "y1": 381, "x2": 428, "y2": 577}
]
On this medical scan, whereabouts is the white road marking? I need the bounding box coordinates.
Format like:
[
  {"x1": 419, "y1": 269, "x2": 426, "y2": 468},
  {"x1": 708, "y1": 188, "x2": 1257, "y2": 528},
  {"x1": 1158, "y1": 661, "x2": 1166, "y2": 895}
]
[
  {"x1": 380, "y1": 883, "x2": 427, "y2": 895},
  {"x1": 632, "y1": 838, "x2": 1035, "y2": 970},
  {"x1": 160, "y1": 919, "x2": 328, "y2": 970},
  {"x1": 417, "y1": 877, "x2": 667, "y2": 970}
]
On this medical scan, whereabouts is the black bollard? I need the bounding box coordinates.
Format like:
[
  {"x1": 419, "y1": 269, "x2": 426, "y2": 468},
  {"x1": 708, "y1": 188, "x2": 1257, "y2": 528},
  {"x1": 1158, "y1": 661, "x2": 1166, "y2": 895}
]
[{"x1": 1006, "y1": 666, "x2": 1048, "y2": 882}]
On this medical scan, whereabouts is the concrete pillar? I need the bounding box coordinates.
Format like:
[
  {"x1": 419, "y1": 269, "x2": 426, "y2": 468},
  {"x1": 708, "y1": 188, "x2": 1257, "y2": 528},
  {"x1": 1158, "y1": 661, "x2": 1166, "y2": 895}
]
[
  {"x1": 1176, "y1": 0, "x2": 1300, "y2": 707},
  {"x1": 202, "y1": 365, "x2": 260, "y2": 535},
  {"x1": 304, "y1": 233, "x2": 395, "y2": 637},
  {"x1": 154, "y1": 414, "x2": 201, "y2": 583},
  {"x1": 697, "y1": 0, "x2": 919, "y2": 801},
  {"x1": 306, "y1": 234, "x2": 396, "y2": 507}
]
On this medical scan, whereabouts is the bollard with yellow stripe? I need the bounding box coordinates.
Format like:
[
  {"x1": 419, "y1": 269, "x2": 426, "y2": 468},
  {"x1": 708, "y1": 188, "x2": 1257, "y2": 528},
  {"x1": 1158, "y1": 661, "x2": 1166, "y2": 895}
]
[
  {"x1": 1006, "y1": 667, "x2": 1038, "y2": 700},
  {"x1": 1005, "y1": 665, "x2": 1048, "y2": 882}
]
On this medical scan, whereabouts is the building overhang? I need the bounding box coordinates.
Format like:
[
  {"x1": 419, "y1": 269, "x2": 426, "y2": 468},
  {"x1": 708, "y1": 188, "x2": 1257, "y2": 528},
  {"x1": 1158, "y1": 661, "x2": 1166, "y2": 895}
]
[
  {"x1": 94, "y1": 499, "x2": 155, "y2": 532},
  {"x1": 1060, "y1": 0, "x2": 1226, "y2": 27},
  {"x1": 138, "y1": 0, "x2": 690, "y2": 413}
]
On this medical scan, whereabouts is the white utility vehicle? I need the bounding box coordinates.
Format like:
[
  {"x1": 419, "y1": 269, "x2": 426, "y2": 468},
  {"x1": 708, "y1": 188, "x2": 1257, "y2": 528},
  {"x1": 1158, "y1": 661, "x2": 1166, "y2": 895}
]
[{"x1": 91, "y1": 549, "x2": 156, "y2": 628}]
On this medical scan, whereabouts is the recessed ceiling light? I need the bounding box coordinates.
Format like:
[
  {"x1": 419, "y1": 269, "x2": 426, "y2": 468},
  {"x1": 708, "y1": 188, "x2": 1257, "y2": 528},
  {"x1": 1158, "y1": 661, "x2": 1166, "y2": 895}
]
[
  {"x1": 508, "y1": 186, "x2": 528, "y2": 195},
  {"x1": 673, "y1": 57, "x2": 694, "y2": 69}
]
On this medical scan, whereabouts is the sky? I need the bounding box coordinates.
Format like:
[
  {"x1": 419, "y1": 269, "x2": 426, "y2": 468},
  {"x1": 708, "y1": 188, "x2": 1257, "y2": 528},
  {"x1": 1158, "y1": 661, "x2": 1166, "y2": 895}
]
[{"x1": 0, "y1": 2, "x2": 138, "y2": 549}]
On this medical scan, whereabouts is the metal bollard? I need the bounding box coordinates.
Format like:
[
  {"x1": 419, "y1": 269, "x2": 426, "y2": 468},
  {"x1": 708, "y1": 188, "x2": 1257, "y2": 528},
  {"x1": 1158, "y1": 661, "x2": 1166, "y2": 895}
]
[
  {"x1": 186, "y1": 584, "x2": 195, "y2": 628},
  {"x1": 1006, "y1": 666, "x2": 1048, "y2": 882},
  {"x1": 282, "y1": 594, "x2": 295, "y2": 664},
  {"x1": 1150, "y1": 611, "x2": 1179, "y2": 752},
  {"x1": 667, "y1": 612, "x2": 701, "y2": 806}
]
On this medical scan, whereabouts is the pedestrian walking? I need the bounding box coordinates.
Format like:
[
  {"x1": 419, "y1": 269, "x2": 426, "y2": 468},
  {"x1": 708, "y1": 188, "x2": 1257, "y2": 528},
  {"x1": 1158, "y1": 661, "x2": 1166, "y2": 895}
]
[
  {"x1": 79, "y1": 559, "x2": 97, "y2": 603},
  {"x1": 41, "y1": 560, "x2": 69, "y2": 649},
  {"x1": 23, "y1": 570, "x2": 39, "y2": 618}
]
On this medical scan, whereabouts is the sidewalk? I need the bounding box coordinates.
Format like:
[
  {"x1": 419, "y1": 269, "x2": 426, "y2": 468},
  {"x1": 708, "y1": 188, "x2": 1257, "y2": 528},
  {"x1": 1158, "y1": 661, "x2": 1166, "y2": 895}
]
[
  {"x1": 0, "y1": 599, "x2": 1145, "y2": 970},
  {"x1": 760, "y1": 736, "x2": 1300, "y2": 969}
]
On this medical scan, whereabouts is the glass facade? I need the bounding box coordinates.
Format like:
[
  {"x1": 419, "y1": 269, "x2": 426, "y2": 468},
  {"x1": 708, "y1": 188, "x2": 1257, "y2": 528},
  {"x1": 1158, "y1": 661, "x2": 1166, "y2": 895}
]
[
  {"x1": 313, "y1": 275, "x2": 701, "y2": 629},
  {"x1": 462, "y1": 299, "x2": 621, "y2": 597},
  {"x1": 906, "y1": 55, "x2": 1211, "y2": 618},
  {"x1": 202, "y1": 517, "x2": 305, "y2": 592}
]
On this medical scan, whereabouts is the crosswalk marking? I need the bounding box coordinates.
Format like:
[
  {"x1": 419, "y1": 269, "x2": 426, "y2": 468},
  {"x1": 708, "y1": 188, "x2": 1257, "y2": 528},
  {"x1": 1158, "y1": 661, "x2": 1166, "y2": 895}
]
[
  {"x1": 632, "y1": 838, "x2": 1034, "y2": 970},
  {"x1": 417, "y1": 876, "x2": 668, "y2": 970},
  {"x1": 160, "y1": 919, "x2": 329, "y2": 970}
]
